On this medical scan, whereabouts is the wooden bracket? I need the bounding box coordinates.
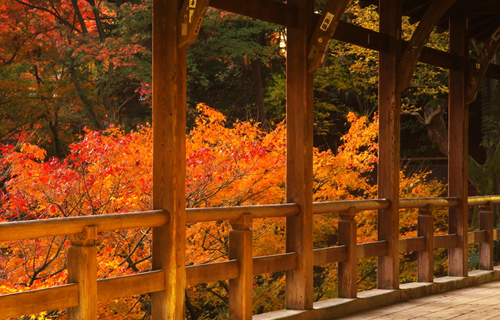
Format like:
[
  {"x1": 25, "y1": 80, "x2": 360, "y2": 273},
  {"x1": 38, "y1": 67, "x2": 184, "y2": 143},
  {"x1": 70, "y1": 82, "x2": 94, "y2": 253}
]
[
  {"x1": 307, "y1": 0, "x2": 349, "y2": 74},
  {"x1": 178, "y1": 0, "x2": 210, "y2": 48},
  {"x1": 396, "y1": 0, "x2": 456, "y2": 92},
  {"x1": 466, "y1": 24, "x2": 500, "y2": 103}
]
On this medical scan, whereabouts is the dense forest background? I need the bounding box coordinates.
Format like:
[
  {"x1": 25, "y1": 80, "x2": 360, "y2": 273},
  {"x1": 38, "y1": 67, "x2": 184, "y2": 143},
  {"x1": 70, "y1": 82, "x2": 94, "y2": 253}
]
[{"x1": 1, "y1": 0, "x2": 500, "y2": 319}]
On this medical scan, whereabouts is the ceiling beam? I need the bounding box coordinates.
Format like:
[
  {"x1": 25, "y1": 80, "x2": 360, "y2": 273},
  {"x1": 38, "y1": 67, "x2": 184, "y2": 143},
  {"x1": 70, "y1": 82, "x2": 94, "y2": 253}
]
[
  {"x1": 397, "y1": 0, "x2": 456, "y2": 92},
  {"x1": 466, "y1": 24, "x2": 500, "y2": 103}
]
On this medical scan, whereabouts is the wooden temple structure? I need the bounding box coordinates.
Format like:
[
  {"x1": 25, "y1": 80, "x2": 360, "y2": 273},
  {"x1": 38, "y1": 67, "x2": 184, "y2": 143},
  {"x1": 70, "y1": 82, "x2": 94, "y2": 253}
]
[{"x1": 4, "y1": 0, "x2": 500, "y2": 319}]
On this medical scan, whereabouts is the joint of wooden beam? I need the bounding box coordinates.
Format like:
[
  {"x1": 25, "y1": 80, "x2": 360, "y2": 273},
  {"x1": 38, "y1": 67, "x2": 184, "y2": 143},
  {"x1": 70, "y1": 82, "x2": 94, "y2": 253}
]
[
  {"x1": 339, "y1": 207, "x2": 357, "y2": 221},
  {"x1": 69, "y1": 225, "x2": 97, "y2": 247},
  {"x1": 306, "y1": 0, "x2": 349, "y2": 73},
  {"x1": 230, "y1": 213, "x2": 253, "y2": 230},
  {"x1": 178, "y1": 0, "x2": 210, "y2": 48}
]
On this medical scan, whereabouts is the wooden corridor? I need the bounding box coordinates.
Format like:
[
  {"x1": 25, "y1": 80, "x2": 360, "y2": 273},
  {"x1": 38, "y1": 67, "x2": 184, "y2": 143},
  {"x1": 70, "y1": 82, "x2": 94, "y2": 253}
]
[
  {"x1": 336, "y1": 277, "x2": 500, "y2": 320},
  {"x1": 3, "y1": 0, "x2": 500, "y2": 319}
]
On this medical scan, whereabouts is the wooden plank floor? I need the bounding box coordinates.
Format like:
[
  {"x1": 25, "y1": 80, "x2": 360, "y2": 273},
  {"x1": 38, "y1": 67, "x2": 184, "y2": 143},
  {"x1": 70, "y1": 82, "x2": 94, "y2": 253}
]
[{"x1": 336, "y1": 281, "x2": 500, "y2": 319}]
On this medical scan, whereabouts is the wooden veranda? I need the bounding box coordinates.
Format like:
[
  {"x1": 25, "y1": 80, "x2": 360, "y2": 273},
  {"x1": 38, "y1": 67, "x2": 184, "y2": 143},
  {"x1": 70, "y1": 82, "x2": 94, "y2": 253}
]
[{"x1": 3, "y1": 0, "x2": 500, "y2": 319}]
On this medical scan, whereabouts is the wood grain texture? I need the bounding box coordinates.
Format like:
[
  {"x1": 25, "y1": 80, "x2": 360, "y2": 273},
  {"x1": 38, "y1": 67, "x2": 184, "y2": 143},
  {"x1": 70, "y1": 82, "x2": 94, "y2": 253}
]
[
  {"x1": 448, "y1": 12, "x2": 469, "y2": 277},
  {"x1": 229, "y1": 214, "x2": 253, "y2": 320},
  {"x1": 417, "y1": 206, "x2": 434, "y2": 282},
  {"x1": 377, "y1": 0, "x2": 401, "y2": 290},
  {"x1": 396, "y1": 0, "x2": 456, "y2": 92},
  {"x1": 285, "y1": 0, "x2": 314, "y2": 310},
  {"x1": 0, "y1": 210, "x2": 168, "y2": 242},
  {"x1": 434, "y1": 234, "x2": 458, "y2": 249},
  {"x1": 479, "y1": 204, "x2": 493, "y2": 270},
  {"x1": 67, "y1": 232, "x2": 98, "y2": 320},
  {"x1": 313, "y1": 246, "x2": 347, "y2": 265},
  {"x1": 338, "y1": 210, "x2": 357, "y2": 298},
  {"x1": 151, "y1": 0, "x2": 187, "y2": 317},
  {"x1": 97, "y1": 270, "x2": 166, "y2": 301},
  {"x1": 0, "y1": 285, "x2": 78, "y2": 319}
]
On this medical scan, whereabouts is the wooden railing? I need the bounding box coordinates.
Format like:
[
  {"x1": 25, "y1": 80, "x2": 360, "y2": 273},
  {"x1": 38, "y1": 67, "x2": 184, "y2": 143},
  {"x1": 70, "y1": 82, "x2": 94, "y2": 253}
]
[{"x1": 1, "y1": 196, "x2": 500, "y2": 319}]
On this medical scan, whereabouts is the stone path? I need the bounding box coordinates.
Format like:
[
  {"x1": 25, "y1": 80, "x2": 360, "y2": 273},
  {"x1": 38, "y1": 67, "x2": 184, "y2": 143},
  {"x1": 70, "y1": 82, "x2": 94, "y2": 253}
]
[{"x1": 336, "y1": 281, "x2": 500, "y2": 320}]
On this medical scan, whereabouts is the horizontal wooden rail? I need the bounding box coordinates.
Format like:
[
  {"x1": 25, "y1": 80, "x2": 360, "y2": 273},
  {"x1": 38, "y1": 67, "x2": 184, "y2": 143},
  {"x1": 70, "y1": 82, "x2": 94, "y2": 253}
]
[
  {"x1": 254, "y1": 252, "x2": 298, "y2": 275},
  {"x1": 313, "y1": 246, "x2": 347, "y2": 265},
  {"x1": 0, "y1": 284, "x2": 79, "y2": 319},
  {"x1": 97, "y1": 270, "x2": 166, "y2": 301},
  {"x1": 494, "y1": 229, "x2": 500, "y2": 241},
  {"x1": 399, "y1": 197, "x2": 460, "y2": 208},
  {"x1": 434, "y1": 234, "x2": 458, "y2": 249},
  {"x1": 357, "y1": 240, "x2": 388, "y2": 259},
  {"x1": 313, "y1": 199, "x2": 390, "y2": 215},
  {"x1": 0, "y1": 210, "x2": 169, "y2": 242},
  {"x1": 399, "y1": 236, "x2": 426, "y2": 253},
  {"x1": 468, "y1": 230, "x2": 487, "y2": 245},
  {"x1": 186, "y1": 260, "x2": 239, "y2": 286},
  {"x1": 186, "y1": 203, "x2": 300, "y2": 223},
  {"x1": 468, "y1": 195, "x2": 500, "y2": 206}
]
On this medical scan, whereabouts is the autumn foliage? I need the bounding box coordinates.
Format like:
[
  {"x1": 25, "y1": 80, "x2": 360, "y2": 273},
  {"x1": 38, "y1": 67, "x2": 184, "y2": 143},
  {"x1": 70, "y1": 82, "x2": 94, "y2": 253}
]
[{"x1": 0, "y1": 104, "x2": 445, "y2": 319}]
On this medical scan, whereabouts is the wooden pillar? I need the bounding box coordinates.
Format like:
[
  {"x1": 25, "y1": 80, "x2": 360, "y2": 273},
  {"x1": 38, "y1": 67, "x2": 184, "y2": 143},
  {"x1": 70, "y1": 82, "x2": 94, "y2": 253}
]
[
  {"x1": 377, "y1": 0, "x2": 401, "y2": 290},
  {"x1": 151, "y1": 0, "x2": 187, "y2": 317},
  {"x1": 417, "y1": 205, "x2": 434, "y2": 282},
  {"x1": 285, "y1": 0, "x2": 314, "y2": 310},
  {"x1": 448, "y1": 12, "x2": 468, "y2": 277},
  {"x1": 229, "y1": 214, "x2": 253, "y2": 320},
  {"x1": 67, "y1": 226, "x2": 97, "y2": 320},
  {"x1": 338, "y1": 208, "x2": 357, "y2": 298},
  {"x1": 479, "y1": 203, "x2": 494, "y2": 270}
]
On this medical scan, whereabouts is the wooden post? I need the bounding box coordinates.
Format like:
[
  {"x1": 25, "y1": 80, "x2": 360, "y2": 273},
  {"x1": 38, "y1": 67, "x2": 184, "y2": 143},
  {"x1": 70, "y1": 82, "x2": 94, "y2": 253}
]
[
  {"x1": 286, "y1": 0, "x2": 314, "y2": 310},
  {"x1": 67, "y1": 226, "x2": 97, "y2": 320},
  {"x1": 229, "y1": 213, "x2": 253, "y2": 320},
  {"x1": 448, "y1": 12, "x2": 469, "y2": 277},
  {"x1": 479, "y1": 203, "x2": 493, "y2": 270},
  {"x1": 338, "y1": 208, "x2": 357, "y2": 298},
  {"x1": 152, "y1": 0, "x2": 187, "y2": 317},
  {"x1": 377, "y1": 0, "x2": 401, "y2": 290},
  {"x1": 417, "y1": 205, "x2": 434, "y2": 282}
]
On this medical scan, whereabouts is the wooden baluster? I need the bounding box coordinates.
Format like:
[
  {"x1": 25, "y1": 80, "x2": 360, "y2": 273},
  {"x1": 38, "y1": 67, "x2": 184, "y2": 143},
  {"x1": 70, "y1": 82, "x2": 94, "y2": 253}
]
[
  {"x1": 338, "y1": 207, "x2": 357, "y2": 298},
  {"x1": 417, "y1": 205, "x2": 434, "y2": 282},
  {"x1": 67, "y1": 226, "x2": 98, "y2": 320},
  {"x1": 229, "y1": 213, "x2": 253, "y2": 320},
  {"x1": 479, "y1": 202, "x2": 493, "y2": 270}
]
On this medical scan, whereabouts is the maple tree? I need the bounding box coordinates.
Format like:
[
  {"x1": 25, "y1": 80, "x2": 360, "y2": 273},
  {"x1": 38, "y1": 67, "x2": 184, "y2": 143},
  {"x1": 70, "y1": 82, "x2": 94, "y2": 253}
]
[
  {"x1": 0, "y1": 0, "x2": 152, "y2": 157},
  {"x1": 0, "y1": 104, "x2": 445, "y2": 319}
]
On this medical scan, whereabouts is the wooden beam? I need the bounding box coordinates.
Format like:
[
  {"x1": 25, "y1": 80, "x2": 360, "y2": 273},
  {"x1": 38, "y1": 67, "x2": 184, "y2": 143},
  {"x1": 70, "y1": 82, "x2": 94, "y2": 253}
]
[
  {"x1": 208, "y1": 0, "x2": 500, "y2": 81},
  {"x1": 448, "y1": 12, "x2": 469, "y2": 277},
  {"x1": 210, "y1": 0, "x2": 298, "y2": 28},
  {"x1": 377, "y1": 0, "x2": 401, "y2": 290},
  {"x1": 396, "y1": 0, "x2": 456, "y2": 92},
  {"x1": 178, "y1": 0, "x2": 210, "y2": 48},
  {"x1": 152, "y1": 0, "x2": 187, "y2": 317},
  {"x1": 466, "y1": 24, "x2": 500, "y2": 103},
  {"x1": 307, "y1": 0, "x2": 350, "y2": 73},
  {"x1": 285, "y1": 0, "x2": 314, "y2": 310}
]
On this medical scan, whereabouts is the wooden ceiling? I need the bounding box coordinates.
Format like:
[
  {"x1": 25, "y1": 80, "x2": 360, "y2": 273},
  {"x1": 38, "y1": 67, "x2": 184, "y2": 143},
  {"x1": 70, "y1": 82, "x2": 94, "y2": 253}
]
[{"x1": 359, "y1": 0, "x2": 500, "y2": 43}]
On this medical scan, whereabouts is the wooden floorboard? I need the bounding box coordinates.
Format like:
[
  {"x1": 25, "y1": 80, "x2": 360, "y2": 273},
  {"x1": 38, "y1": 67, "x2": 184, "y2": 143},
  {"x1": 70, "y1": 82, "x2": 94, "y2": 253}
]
[{"x1": 335, "y1": 280, "x2": 500, "y2": 319}]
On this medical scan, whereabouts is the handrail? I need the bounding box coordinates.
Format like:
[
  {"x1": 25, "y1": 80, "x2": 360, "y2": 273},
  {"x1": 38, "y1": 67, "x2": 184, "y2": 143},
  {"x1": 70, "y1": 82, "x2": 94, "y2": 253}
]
[
  {"x1": 0, "y1": 209, "x2": 169, "y2": 242},
  {"x1": 1, "y1": 195, "x2": 500, "y2": 319}
]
